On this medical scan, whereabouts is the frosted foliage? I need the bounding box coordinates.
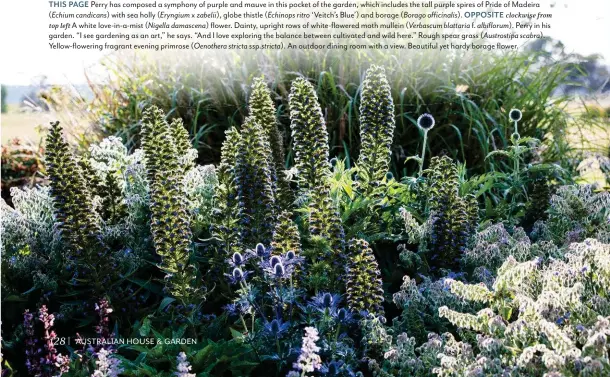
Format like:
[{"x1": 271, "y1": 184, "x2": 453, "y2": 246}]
[{"x1": 436, "y1": 239, "x2": 610, "y2": 376}]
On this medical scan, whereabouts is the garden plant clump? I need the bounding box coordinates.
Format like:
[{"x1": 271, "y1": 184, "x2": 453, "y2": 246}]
[{"x1": 1, "y1": 64, "x2": 609, "y2": 377}]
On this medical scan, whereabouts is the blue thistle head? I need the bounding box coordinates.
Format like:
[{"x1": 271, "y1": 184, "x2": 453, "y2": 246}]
[{"x1": 417, "y1": 113, "x2": 435, "y2": 131}]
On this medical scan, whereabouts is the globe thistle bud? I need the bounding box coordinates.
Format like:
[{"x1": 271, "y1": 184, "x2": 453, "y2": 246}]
[
  {"x1": 417, "y1": 113, "x2": 435, "y2": 131},
  {"x1": 509, "y1": 108, "x2": 522, "y2": 122}
]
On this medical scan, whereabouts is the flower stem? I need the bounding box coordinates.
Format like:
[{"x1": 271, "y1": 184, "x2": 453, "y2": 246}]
[{"x1": 419, "y1": 130, "x2": 428, "y2": 176}]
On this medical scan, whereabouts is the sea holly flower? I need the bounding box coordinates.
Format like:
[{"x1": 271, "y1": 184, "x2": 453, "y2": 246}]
[
  {"x1": 309, "y1": 292, "x2": 342, "y2": 315},
  {"x1": 226, "y1": 267, "x2": 251, "y2": 285},
  {"x1": 264, "y1": 318, "x2": 290, "y2": 338}
]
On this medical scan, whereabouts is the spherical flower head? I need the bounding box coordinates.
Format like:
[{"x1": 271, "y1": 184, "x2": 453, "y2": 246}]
[
  {"x1": 322, "y1": 292, "x2": 333, "y2": 308},
  {"x1": 509, "y1": 108, "x2": 522, "y2": 122},
  {"x1": 274, "y1": 263, "x2": 285, "y2": 278},
  {"x1": 255, "y1": 243, "x2": 267, "y2": 257},
  {"x1": 335, "y1": 308, "x2": 353, "y2": 323},
  {"x1": 232, "y1": 252, "x2": 244, "y2": 266},
  {"x1": 285, "y1": 250, "x2": 296, "y2": 260},
  {"x1": 270, "y1": 255, "x2": 281, "y2": 267},
  {"x1": 417, "y1": 113, "x2": 435, "y2": 131}
]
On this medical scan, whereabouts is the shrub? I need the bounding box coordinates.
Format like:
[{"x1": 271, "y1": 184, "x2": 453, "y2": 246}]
[
  {"x1": 1, "y1": 139, "x2": 45, "y2": 204},
  {"x1": 436, "y1": 239, "x2": 610, "y2": 376}
]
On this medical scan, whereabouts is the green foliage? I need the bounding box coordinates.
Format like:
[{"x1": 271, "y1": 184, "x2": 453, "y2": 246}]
[
  {"x1": 424, "y1": 156, "x2": 479, "y2": 270},
  {"x1": 45, "y1": 121, "x2": 110, "y2": 291},
  {"x1": 140, "y1": 106, "x2": 198, "y2": 302},
  {"x1": 535, "y1": 185, "x2": 610, "y2": 245},
  {"x1": 271, "y1": 211, "x2": 301, "y2": 256},
  {"x1": 289, "y1": 77, "x2": 346, "y2": 275},
  {"x1": 346, "y1": 238, "x2": 385, "y2": 318},
  {"x1": 357, "y1": 65, "x2": 396, "y2": 192},
  {"x1": 211, "y1": 128, "x2": 242, "y2": 273},
  {"x1": 437, "y1": 239, "x2": 610, "y2": 377},
  {"x1": 1, "y1": 139, "x2": 44, "y2": 199},
  {"x1": 289, "y1": 77, "x2": 331, "y2": 198},
  {"x1": 84, "y1": 49, "x2": 581, "y2": 178},
  {"x1": 248, "y1": 77, "x2": 294, "y2": 209},
  {"x1": 1, "y1": 84, "x2": 7, "y2": 113},
  {"x1": 184, "y1": 164, "x2": 218, "y2": 237},
  {"x1": 235, "y1": 117, "x2": 277, "y2": 247}
]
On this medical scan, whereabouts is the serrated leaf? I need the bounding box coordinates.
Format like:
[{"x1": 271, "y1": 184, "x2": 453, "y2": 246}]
[{"x1": 139, "y1": 317, "x2": 151, "y2": 337}]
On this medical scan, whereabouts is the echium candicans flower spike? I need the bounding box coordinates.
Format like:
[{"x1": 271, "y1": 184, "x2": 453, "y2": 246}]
[
  {"x1": 288, "y1": 77, "x2": 331, "y2": 197},
  {"x1": 345, "y1": 238, "x2": 385, "y2": 318},
  {"x1": 45, "y1": 121, "x2": 110, "y2": 290},
  {"x1": 357, "y1": 65, "x2": 396, "y2": 190},
  {"x1": 234, "y1": 117, "x2": 277, "y2": 247},
  {"x1": 140, "y1": 106, "x2": 198, "y2": 303},
  {"x1": 169, "y1": 117, "x2": 195, "y2": 172},
  {"x1": 289, "y1": 78, "x2": 346, "y2": 275},
  {"x1": 425, "y1": 156, "x2": 478, "y2": 270},
  {"x1": 249, "y1": 77, "x2": 294, "y2": 209},
  {"x1": 271, "y1": 211, "x2": 301, "y2": 256},
  {"x1": 169, "y1": 117, "x2": 191, "y2": 157},
  {"x1": 212, "y1": 128, "x2": 242, "y2": 258}
]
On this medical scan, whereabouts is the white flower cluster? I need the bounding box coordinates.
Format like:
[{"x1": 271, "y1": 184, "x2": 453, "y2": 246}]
[
  {"x1": 91, "y1": 348, "x2": 123, "y2": 377},
  {"x1": 436, "y1": 239, "x2": 610, "y2": 376},
  {"x1": 462, "y1": 223, "x2": 533, "y2": 273},
  {"x1": 541, "y1": 185, "x2": 610, "y2": 245},
  {"x1": 293, "y1": 326, "x2": 322, "y2": 374},
  {"x1": 183, "y1": 164, "x2": 218, "y2": 233},
  {"x1": 1, "y1": 186, "x2": 57, "y2": 255}
]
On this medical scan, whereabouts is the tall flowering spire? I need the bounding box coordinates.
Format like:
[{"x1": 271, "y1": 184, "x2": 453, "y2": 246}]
[
  {"x1": 289, "y1": 77, "x2": 331, "y2": 198},
  {"x1": 289, "y1": 77, "x2": 345, "y2": 261},
  {"x1": 45, "y1": 121, "x2": 110, "y2": 290},
  {"x1": 248, "y1": 77, "x2": 294, "y2": 209},
  {"x1": 234, "y1": 117, "x2": 277, "y2": 247},
  {"x1": 425, "y1": 156, "x2": 478, "y2": 270},
  {"x1": 345, "y1": 238, "x2": 385, "y2": 318},
  {"x1": 271, "y1": 211, "x2": 301, "y2": 256},
  {"x1": 357, "y1": 65, "x2": 396, "y2": 190},
  {"x1": 212, "y1": 128, "x2": 242, "y2": 257},
  {"x1": 140, "y1": 106, "x2": 197, "y2": 302},
  {"x1": 292, "y1": 327, "x2": 322, "y2": 374}
]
